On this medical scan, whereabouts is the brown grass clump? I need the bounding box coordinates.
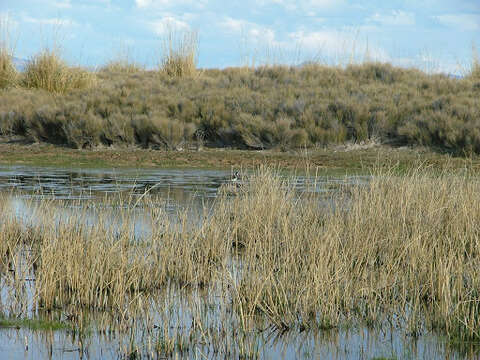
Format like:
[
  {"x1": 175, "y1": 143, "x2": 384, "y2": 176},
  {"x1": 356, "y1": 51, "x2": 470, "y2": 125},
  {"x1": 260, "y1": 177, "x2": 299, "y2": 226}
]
[
  {"x1": 0, "y1": 22, "x2": 478, "y2": 154},
  {"x1": 132, "y1": 114, "x2": 196, "y2": 149},
  {"x1": 218, "y1": 166, "x2": 480, "y2": 342},
  {"x1": 0, "y1": 58, "x2": 479, "y2": 153},
  {"x1": 0, "y1": 194, "x2": 225, "y2": 312},
  {"x1": 0, "y1": 46, "x2": 17, "y2": 89},
  {"x1": 23, "y1": 49, "x2": 95, "y2": 93},
  {"x1": 2, "y1": 166, "x2": 480, "y2": 353},
  {"x1": 469, "y1": 45, "x2": 480, "y2": 80},
  {"x1": 2, "y1": 61, "x2": 477, "y2": 154},
  {"x1": 100, "y1": 59, "x2": 144, "y2": 74},
  {"x1": 160, "y1": 28, "x2": 198, "y2": 78},
  {"x1": 0, "y1": 15, "x2": 18, "y2": 89}
]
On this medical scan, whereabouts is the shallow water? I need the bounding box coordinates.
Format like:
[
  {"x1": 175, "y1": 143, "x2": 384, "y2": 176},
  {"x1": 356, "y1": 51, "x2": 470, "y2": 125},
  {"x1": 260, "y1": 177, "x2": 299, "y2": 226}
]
[
  {"x1": 0, "y1": 165, "x2": 367, "y2": 199},
  {"x1": 0, "y1": 165, "x2": 475, "y2": 359},
  {"x1": 0, "y1": 165, "x2": 365, "y2": 230},
  {"x1": 0, "y1": 324, "x2": 470, "y2": 360}
]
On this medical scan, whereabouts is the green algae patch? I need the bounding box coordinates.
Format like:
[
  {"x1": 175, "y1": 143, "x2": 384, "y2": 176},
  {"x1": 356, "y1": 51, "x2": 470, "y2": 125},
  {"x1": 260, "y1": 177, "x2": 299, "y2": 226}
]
[
  {"x1": 0, "y1": 142, "x2": 478, "y2": 175},
  {"x1": 0, "y1": 317, "x2": 70, "y2": 331}
]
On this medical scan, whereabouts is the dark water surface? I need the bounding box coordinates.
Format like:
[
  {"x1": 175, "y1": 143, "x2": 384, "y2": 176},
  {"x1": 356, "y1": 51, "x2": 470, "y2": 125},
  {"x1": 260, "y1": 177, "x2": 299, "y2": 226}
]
[
  {"x1": 0, "y1": 165, "x2": 474, "y2": 359},
  {"x1": 0, "y1": 165, "x2": 366, "y2": 198}
]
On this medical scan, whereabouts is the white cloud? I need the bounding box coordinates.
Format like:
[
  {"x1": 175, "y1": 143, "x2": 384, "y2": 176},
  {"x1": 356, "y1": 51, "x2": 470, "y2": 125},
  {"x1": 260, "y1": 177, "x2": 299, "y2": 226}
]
[
  {"x1": 135, "y1": 0, "x2": 206, "y2": 9},
  {"x1": 287, "y1": 29, "x2": 389, "y2": 62},
  {"x1": 0, "y1": 13, "x2": 19, "y2": 50},
  {"x1": 219, "y1": 16, "x2": 390, "y2": 64},
  {"x1": 257, "y1": 0, "x2": 296, "y2": 11},
  {"x1": 368, "y1": 10, "x2": 415, "y2": 26},
  {"x1": 52, "y1": 0, "x2": 72, "y2": 9},
  {"x1": 393, "y1": 54, "x2": 462, "y2": 75},
  {"x1": 149, "y1": 16, "x2": 190, "y2": 35},
  {"x1": 307, "y1": 0, "x2": 341, "y2": 8},
  {"x1": 0, "y1": 12, "x2": 19, "y2": 28},
  {"x1": 219, "y1": 17, "x2": 277, "y2": 45},
  {"x1": 434, "y1": 13, "x2": 479, "y2": 31},
  {"x1": 22, "y1": 16, "x2": 77, "y2": 27},
  {"x1": 219, "y1": 17, "x2": 246, "y2": 34},
  {"x1": 259, "y1": 0, "x2": 343, "y2": 11},
  {"x1": 136, "y1": 0, "x2": 166, "y2": 7},
  {"x1": 250, "y1": 28, "x2": 276, "y2": 44}
]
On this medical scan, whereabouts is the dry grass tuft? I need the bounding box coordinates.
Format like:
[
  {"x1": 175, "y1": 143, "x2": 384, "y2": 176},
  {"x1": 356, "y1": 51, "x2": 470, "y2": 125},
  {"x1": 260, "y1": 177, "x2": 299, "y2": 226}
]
[
  {"x1": 100, "y1": 59, "x2": 144, "y2": 74},
  {"x1": 470, "y1": 44, "x2": 480, "y2": 80},
  {"x1": 23, "y1": 49, "x2": 95, "y2": 93},
  {"x1": 2, "y1": 166, "x2": 480, "y2": 348},
  {"x1": 0, "y1": 15, "x2": 17, "y2": 89},
  {"x1": 207, "y1": 165, "x2": 480, "y2": 341},
  {"x1": 160, "y1": 28, "x2": 198, "y2": 78},
  {"x1": 1, "y1": 57, "x2": 479, "y2": 153},
  {"x1": 0, "y1": 46, "x2": 17, "y2": 89}
]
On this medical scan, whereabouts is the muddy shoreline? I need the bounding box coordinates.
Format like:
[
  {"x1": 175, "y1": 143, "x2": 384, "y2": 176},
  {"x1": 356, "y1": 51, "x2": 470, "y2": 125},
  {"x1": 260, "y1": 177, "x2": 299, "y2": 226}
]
[{"x1": 0, "y1": 140, "x2": 475, "y2": 174}]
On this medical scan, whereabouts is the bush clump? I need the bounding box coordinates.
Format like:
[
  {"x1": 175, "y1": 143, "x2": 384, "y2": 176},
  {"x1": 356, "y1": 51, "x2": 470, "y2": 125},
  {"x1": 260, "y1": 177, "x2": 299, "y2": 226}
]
[
  {"x1": 100, "y1": 60, "x2": 144, "y2": 74},
  {"x1": 0, "y1": 60, "x2": 479, "y2": 154},
  {"x1": 469, "y1": 47, "x2": 480, "y2": 80},
  {"x1": 160, "y1": 29, "x2": 198, "y2": 78},
  {"x1": 23, "y1": 49, "x2": 95, "y2": 94},
  {"x1": 0, "y1": 46, "x2": 17, "y2": 89}
]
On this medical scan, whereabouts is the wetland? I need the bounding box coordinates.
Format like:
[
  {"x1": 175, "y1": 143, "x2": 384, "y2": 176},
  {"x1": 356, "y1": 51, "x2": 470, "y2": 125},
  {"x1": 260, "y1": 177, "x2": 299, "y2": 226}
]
[
  {"x1": 0, "y1": 162, "x2": 479, "y2": 359},
  {"x1": 1, "y1": 17, "x2": 480, "y2": 360}
]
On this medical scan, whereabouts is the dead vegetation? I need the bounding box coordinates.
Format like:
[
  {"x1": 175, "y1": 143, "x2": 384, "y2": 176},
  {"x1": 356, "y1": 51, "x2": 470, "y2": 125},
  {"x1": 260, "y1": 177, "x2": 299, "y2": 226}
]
[{"x1": 1, "y1": 165, "x2": 480, "y2": 358}]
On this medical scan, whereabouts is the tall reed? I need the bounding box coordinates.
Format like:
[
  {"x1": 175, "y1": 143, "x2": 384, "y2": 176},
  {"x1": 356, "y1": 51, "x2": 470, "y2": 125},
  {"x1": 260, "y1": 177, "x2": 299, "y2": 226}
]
[
  {"x1": 23, "y1": 49, "x2": 95, "y2": 93},
  {"x1": 1, "y1": 166, "x2": 480, "y2": 347},
  {"x1": 215, "y1": 166, "x2": 480, "y2": 342},
  {"x1": 0, "y1": 15, "x2": 17, "y2": 89},
  {"x1": 0, "y1": 45, "x2": 17, "y2": 89},
  {"x1": 470, "y1": 44, "x2": 480, "y2": 79},
  {"x1": 160, "y1": 27, "x2": 198, "y2": 77}
]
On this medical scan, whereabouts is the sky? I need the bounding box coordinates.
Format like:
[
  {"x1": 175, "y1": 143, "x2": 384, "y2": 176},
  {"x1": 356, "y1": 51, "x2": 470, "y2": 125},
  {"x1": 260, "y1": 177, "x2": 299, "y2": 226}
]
[{"x1": 0, "y1": 0, "x2": 479, "y2": 74}]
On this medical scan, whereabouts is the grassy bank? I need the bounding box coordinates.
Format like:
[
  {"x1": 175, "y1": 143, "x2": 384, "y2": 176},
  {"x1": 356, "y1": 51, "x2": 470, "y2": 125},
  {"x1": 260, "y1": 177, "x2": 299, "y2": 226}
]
[
  {"x1": 0, "y1": 60, "x2": 479, "y2": 155},
  {"x1": 1, "y1": 166, "x2": 480, "y2": 357},
  {"x1": 1, "y1": 142, "x2": 480, "y2": 174}
]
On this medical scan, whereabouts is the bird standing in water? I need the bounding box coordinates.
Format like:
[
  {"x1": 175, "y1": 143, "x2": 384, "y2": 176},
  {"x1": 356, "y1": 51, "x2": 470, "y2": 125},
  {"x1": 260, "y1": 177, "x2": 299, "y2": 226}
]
[
  {"x1": 230, "y1": 171, "x2": 240, "y2": 183},
  {"x1": 218, "y1": 170, "x2": 243, "y2": 194},
  {"x1": 229, "y1": 171, "x2": 244, "y2": 188}
]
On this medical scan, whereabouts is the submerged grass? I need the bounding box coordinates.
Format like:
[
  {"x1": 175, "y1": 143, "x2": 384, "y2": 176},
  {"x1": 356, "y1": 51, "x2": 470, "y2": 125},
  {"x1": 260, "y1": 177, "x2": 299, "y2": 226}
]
[
  {"x1": 1, "y1": 165, "x2": 480, "y2": 356},
  {"x1": 0, "y1": 316, "x2": 69, "y2": 330}
]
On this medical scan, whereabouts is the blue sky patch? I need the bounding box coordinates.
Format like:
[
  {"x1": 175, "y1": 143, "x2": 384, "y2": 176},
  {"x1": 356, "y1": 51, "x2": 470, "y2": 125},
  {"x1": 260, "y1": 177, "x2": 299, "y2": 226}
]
[{"x1": 1, "y1": 0, "x2": 478, "y2": 74}]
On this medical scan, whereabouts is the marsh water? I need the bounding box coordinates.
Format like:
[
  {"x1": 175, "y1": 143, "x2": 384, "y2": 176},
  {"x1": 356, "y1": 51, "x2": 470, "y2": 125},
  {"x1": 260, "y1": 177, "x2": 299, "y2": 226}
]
[{"x1": 0, "y1": 165, "x2": 474, "y2": 359}]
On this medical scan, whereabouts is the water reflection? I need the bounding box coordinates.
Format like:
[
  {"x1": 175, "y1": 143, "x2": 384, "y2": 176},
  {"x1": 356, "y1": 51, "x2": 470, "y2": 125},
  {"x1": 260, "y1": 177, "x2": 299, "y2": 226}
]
[
  {"x1": 0, "y1": 165, "x2": 369, "y2": 229},
  {"x1": 0, "y1": 166, "x2": 234, "y2": 202},
  {"x1": 0, "y1": 321, "x2": 471, "y2": 360},
  {"x1": 0, "y1": 165, "x2": 369, "y2": 200}
]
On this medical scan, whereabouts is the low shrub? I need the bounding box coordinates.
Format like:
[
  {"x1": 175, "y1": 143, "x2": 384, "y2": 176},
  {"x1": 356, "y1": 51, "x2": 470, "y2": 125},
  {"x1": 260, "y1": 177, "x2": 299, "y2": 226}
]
[
  {"x1": 0, "y1": 59, "x2": 479, "y2": 154},
  {"x1": 100, "y1": 60, "x2": 144, "y2": 74}
]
